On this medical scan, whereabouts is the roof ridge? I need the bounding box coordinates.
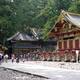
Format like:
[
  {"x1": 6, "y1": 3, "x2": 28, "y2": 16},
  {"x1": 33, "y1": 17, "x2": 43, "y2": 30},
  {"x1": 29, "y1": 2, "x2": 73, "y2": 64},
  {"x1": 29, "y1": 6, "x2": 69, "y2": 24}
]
[
  {"x1": 7, "y1": 32, "x2": 20, "y2": 41},
  {"x1": 61, "y1": 10, "x2": 80, "y2": 16},
  {"x1": 48, "y1": 10, "x2": 80, "y2": 36}
]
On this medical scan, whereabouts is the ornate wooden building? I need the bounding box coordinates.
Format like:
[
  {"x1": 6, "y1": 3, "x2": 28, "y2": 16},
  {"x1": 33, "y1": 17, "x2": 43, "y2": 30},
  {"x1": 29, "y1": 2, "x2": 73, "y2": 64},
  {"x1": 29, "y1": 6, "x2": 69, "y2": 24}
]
[
  {"x1": 48, "y1": 10, "x2": 80, "y2": 62},
  {"x1": 7, "y1": 32, "x2": 56, "y2": 60},
  {"x1": 7, "y1": 32, "x2": 41, "y2": 57}
]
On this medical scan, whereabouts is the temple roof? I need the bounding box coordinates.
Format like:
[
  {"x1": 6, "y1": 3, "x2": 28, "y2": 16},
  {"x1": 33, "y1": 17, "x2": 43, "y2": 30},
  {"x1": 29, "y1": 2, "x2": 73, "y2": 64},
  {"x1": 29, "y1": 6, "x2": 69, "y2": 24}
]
[
  {"x1": 49, "y1": 10, "x2": 80, "y2": 34},
  {"x1": 61, "y1": 10, "x2": 80, "y2": 27},
  {"x1": 7, "y1": 32, "x2": 36, "y2": 41}
]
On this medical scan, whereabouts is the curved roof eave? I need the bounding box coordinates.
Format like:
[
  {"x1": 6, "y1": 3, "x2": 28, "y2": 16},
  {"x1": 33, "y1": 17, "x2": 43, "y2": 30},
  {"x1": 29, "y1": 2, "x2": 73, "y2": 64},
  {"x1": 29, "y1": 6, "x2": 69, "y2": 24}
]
[{"x1": 48, "y1": 10, "x2": 80, "y2": 36}]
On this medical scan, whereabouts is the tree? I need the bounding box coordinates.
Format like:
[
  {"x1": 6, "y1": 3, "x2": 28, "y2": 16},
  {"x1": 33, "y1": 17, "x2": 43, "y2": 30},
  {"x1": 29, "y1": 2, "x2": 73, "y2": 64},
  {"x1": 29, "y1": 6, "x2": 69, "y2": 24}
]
[
  {"x1": 41, "y1": 0, "x2": 73, "y2": 39},
  {"x1": 0, "y1": 0, "x2": 80, "y2": 44},
  {"x1": 68, "y1": 0, "x2": 80, "y2": 13},
  {"x1": 0, "y1": 0, "x2": 15, "y2": 44}
]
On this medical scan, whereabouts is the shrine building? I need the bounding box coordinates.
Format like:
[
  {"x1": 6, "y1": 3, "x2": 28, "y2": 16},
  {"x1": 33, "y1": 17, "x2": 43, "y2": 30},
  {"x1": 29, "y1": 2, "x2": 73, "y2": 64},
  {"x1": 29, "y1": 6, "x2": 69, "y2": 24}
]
[
  {"x1": 7, "y1": 32, "x2": 56, "y2": 60},
  {"x1": 48, "y1": 10, "x2": 80, "y2": 62},
  {"x1": 7, "y1": 32, "x2": 41, "y2": 57}
]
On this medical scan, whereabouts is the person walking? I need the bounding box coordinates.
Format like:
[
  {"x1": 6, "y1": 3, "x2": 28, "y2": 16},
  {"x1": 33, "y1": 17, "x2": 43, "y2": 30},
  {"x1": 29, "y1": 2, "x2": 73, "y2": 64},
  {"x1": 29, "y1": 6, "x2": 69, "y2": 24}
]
[
  {"x1": 4, "y1": 54, "x2": 8, "y2": 63},
  {"x1": 16, "y1": 57, "x2": 19, "y2": 63},
  {"x1": 0, "y1": 53, "x2": 3, "y2": 64},
  {"x1": 11, "y1": 54, "x2": 15, "y2": 63}
]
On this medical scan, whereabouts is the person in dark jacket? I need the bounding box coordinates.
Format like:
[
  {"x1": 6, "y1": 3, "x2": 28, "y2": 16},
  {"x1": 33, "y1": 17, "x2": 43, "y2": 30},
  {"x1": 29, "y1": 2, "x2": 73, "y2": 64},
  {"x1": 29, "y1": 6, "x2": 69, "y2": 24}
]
[{"x1": 16, "y1": 57, "x2": 19, "y2": 63}]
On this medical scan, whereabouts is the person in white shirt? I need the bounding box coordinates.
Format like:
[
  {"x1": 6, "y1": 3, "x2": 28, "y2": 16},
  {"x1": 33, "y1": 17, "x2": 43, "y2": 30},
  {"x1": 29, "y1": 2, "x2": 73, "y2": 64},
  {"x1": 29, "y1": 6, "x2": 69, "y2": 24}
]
[
  {"x1": 4, "y1": 54, "x2": 8, "y2": 63},
  {"x1": 0, "y1": 53, "x2": 3, "y2": 64}
]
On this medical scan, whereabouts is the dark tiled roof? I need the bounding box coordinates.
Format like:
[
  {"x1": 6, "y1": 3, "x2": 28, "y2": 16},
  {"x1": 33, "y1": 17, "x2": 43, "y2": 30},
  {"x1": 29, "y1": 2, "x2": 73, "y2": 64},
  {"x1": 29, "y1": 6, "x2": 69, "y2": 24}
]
[{"x1": 7, "y1": 32, "x2": 36, "y2": 41}]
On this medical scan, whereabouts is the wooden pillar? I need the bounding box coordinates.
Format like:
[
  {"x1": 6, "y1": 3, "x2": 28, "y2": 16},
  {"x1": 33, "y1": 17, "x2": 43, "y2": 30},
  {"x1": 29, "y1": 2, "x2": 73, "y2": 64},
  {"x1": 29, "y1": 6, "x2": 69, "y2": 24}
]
[
  {"x1": 79, "y1": 39, "x2": 80, "y2": 49},
  {"x1": 62, "y1": 40, "x2": 64, "y2": 50},
  {"x1": 73, "y1": 40, "x2": 75, "y2": 49},
  {"x1": 58, "y1": 40, "x2": 63, "y2": 50},
  {"x1": 67, "y1": 40, "x2": 69, "y2": 49}
]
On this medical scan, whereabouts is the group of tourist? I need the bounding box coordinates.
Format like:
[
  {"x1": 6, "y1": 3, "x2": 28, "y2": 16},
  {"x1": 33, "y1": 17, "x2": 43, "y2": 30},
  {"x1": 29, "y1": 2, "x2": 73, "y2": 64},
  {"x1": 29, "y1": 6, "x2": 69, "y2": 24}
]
[
  {"x1": 0, "y1": 50, "x2": 53, "y2": 64},
  {"x1": 11, "y1": 51, "x2": 41, "y2": 63},
  {"x1": 0, "y1": 53, "x2": 21, "y2": 64},
  {"x1": 1, "y1": 50, "x2": 73, "y2": 64},
  {"x1": 0, "y1": 53, "x2": 9, "y2": 64},
  {"x1": 14, "y1": 51, "x2": 53, "y2": 62}
]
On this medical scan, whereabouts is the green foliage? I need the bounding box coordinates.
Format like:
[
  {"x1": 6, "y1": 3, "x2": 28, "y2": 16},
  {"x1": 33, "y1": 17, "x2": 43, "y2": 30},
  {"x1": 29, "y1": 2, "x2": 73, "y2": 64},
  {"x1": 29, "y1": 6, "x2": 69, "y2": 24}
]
[
  {"x1": 68, "y1": 0, "x2": 80, "y2": 13},
  {"x1": 0, "y1": 0, "x2": 80, "y2": 44},
  {"x1": 42, "y1": 15, "x2": 58, "y2": 40}
]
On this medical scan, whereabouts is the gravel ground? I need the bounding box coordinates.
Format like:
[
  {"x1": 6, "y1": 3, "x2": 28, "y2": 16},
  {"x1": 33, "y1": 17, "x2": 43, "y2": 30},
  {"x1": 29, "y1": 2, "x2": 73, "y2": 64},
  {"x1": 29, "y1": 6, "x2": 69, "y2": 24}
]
[{"x1": 0, "y1": 68, "x2": 49, "y2": 80}]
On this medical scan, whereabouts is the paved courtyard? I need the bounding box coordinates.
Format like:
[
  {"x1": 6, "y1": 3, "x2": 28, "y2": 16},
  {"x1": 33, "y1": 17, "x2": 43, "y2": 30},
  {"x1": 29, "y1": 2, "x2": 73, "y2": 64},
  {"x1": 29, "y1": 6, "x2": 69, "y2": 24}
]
[{"x1": 0, "y1": 61, "x2": 80, "y2": 80}]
